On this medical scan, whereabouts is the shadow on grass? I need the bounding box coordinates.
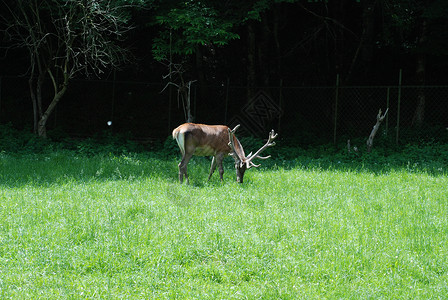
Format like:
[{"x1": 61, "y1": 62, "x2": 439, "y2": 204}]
[
  {"x1": 0, "y1": 146, "x2": 446, "y2": 189},
  {"x1": 0, "y1": 151, "x2": 180, "y2": 189}
]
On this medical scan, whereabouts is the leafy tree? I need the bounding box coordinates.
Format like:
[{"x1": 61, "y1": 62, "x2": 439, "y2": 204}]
[
  {"x1": 151, "y1": 1, "x2": 239, "y2": 61},
  {"x1": 151, "y1": 0, "x2": 240, "y2": 122}
]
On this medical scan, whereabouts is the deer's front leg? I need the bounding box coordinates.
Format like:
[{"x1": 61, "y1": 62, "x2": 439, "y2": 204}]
[{"x1": 207, "y1": 156, "x2": 217, "y2": 181}]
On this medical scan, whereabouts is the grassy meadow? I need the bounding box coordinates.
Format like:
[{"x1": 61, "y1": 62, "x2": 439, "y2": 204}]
[{"x1": 0, "y1": 143, "x2": 447, "y2": 298}]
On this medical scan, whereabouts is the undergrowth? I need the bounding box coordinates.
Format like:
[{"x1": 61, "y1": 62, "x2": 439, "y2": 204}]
[{"x1": 1, "y1": 123, "x2": 447, "y2": 174}]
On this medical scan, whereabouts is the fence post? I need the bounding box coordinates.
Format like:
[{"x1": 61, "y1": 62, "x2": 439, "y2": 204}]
[
  {"x1": 224, "y1": 77, "x2": 230, "y2": 124},
  {"x1": 0, "y1": 77, "x2": 2, "y2": 123},
  {"x1": 110, "y1": 70, "x2": 116, "y2": 133},
  {"x1": 333, "y1": 74, "x2": 340, "y2": 145},
  {"x1": 194, "y1": 84, "x2": 197, "y2": 121},
  {"x1": 396, "y1": 69, "x2": 402, "y2": 145},
  {"x1": 277, "y1": 78, "x2": 283, "y2": 132},
  {"x1": 168, "y1": 30, "x2": 173, "y2": 134},
  {"x1": 386, "y1": 87, "x2": 390, "y2": 135}
]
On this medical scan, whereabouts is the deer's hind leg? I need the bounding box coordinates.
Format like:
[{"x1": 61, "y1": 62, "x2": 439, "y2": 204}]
[
  {"x1": 216, "y1": 153, "x2": 225, "y2": 181},
  {"x1": 178, "y1": 152, "x2": 193, "y2": 184}
]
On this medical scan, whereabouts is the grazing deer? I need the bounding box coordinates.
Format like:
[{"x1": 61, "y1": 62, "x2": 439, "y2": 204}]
[{"x1": 172, "y1": 123, "x2": 277, "y2": 184}]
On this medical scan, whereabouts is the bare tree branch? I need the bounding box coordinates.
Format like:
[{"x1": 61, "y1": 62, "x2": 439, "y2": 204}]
[
  {"x1": 1, "y1": 0, "x2": 138, "y2": 136},
  {"x1": 160, "y1": 60, "x2": 197, "y2": 122},
  {"x1": 367, "y1": 108, "x2": 389, "y2": 153}
]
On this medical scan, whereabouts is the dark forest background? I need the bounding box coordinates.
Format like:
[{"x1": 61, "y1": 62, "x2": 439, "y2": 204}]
[{"x1": 1, "y1": 0, "x2": 447, "y2": 146}]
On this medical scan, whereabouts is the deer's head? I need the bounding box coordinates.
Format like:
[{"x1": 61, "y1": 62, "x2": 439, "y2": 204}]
[{"x1": 228, "y1": 125, "x2": 278, "y2": 183}]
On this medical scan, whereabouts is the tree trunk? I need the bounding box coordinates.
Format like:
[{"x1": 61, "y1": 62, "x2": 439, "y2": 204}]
[
  {"x1": 37, "y1": 82, "x2": 68, "y2": 138},
  {"x1": 258, "y1": 13, "x2": 271, "y2": 87},
  {"x1": 185, "y1": 87, "x2": 193, "y2": 123},
  {"x1": 29, "y1": 77, "x2": 39, "y2": 134},
  {"x1": 28, "y1": 70, "x2": 45, "y2": 134},
  {"x1": 247, "y1": 21, "x2": 257, "y2": 100},
  {"x1": 195, "y1": 46, "x2": 207, "y2": 105},
  {"x1": 413, "y1": 20, "x2": 427, "y2": 128},
  {"x1": 413, "y1": 56, "x2": 426, "y2": 127},
  {"x1": 272, "y1": 6, "x2": 282, "y2": 81},
  {"x1": 346, "y1": 0, "x2": 376, "y2": 83},
  {"x1": 330, "y1": 0, "x2": 347, "y2": 78}
]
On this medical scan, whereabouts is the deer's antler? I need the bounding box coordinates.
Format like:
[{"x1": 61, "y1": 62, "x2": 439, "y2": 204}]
[
  {"x1": 244, "y1": 129, "x2": 278, "y2": 168},
  {"x1": 230, "y1": 124, "x2": 240, "y2": 133},
  {"x1": 228, "y1": 128, "x2": 278, "y2": 169}
]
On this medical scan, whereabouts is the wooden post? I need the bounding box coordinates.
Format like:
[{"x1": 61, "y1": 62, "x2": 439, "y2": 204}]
[
  {"x1": 168, "y1": 30, "x2": 173, "y2": 134},
  {"x1": 193, "y1": 84, "x2": 197, "y2": 122},
  {"x1": 168, "y1": 85, "x2": 172, "y2": 135},
  {"x1": 110, "y1": 70, "x2": 116, "y2": 133},
  {"x1": 333, "y1": 74, "x2": 340, "y2": 145},
  {"x1": 396, "y1": 69, "x2": 402, "y2": 145},
  {"x1": 385, "y1": 87, "x2": 390, "y2": 135},
  {"x1": 277, "y1": 78, "x2": 283, "y2": 133},
  {"x1": 0, "y1": 77, "x2": 2, "y2": 123},
  {"x1": 224, "y1": 78, "x2": 230, "y2": 124}
]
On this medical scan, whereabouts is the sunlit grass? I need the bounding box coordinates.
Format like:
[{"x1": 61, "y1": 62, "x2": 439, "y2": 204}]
[{"x1": 0, "y1": 151, "x2": 447, "y2": 298}]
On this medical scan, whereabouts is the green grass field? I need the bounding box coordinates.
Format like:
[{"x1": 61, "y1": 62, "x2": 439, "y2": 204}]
[{"x1": 0, "y1": 150, "x2": 447, "y2": 299}]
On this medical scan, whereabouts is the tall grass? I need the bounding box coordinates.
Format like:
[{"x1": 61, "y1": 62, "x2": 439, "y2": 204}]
[{"x1": 0, "y1": 149, "x2": 447, "y2": 299}]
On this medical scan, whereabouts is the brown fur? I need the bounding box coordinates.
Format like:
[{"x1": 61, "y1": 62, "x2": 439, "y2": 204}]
[{"x1": 172, "y1": 123, "x2": 243, "y2": 183}]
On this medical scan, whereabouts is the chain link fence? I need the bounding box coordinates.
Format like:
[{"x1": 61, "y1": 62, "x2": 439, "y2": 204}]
[
  {"x1": 1, "y1": 76, "x2": 447, "y2": 145},
  {"x1": 222, "y1": 85, "x2": 448, "y2": 146}
]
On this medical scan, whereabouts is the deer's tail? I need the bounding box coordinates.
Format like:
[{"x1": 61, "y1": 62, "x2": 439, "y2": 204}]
[{"x1": 172, "y1": 128, "x2": 185, "y2": 156}]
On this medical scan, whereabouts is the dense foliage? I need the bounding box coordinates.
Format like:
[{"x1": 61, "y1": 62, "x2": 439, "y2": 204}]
[{"x1": 1, "y1": 0, "x2": 448, "y2": 142}]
